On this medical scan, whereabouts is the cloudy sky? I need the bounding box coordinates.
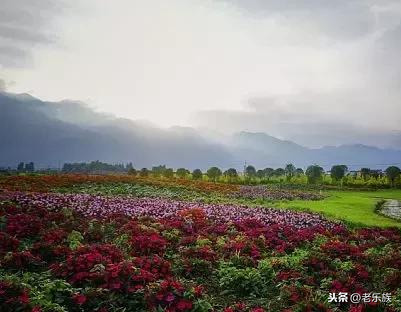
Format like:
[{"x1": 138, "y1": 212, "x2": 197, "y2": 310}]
[{"x1": 1, "y1": 0, "x2": 401, "y2": 148}]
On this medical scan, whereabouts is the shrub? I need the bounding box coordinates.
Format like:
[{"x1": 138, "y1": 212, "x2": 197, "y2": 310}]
[{"x1": 217, "y1": 260, "x2": 274, "y2": 297}]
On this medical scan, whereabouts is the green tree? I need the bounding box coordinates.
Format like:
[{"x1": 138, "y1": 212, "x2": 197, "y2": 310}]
[
  {"x1": 192, "y1": 169, "x2": 203, "y2": 180},
  {"x1": 330, "y1": 165, "x2": 348, "y2": 182},
  {"x1": 274, "y1": 168, "x2": 285, "y2": 177},
  {"x1": 245, "y1": 165, "x2": 256, "y2": 178},
  {"x1": 306, "y1": 165, "x2": 324, "y2": 184},
  {"x1": 224, "y1": 168, "x2": 238, "y2": 182},
  {"x1": 25, "y1": 162, "x2": 35, "y2": 172},
  {"x1": 256, "y1": 169, "x2": 265, "y2": 179},
  {"x1": 360, "y1": 168, "x2": 371, "y2": 181},
  {"x1": 128, "y1": 168, "x2": 137, "y2": 176},
  {"x1": 385, "y1": 166, "x2": 401, "y2": 187},
  {"x1": 263, "y1": 168, "x2": 275, "y2": 180},
  {"x1": 295, "y1": 168, "x2": 304, "y2": 175},
  {"x1": 139, "y1": 168, "x2": 149, "y2": 177},
  {"x1": 17, "y1": 162, "x2": 24, "y2": 172},
  {"x1": 176, "y1": 168, "x2": 189, "y2": 178},
  {"x1": 285, "y1": 163, "x2": 296, "y2": 181},
  {"x1": 207, "y1": 167, "x2": 222, "y2": 182},
  {"x1": 152, "y1": 165, "x2": 166, "y2": 177},
  {"x1": 163, "y1": 168, "x2": 174, "y2": 178},
  {"x1": 370, "y1": 170, "x2": 380, "y2": 180}
]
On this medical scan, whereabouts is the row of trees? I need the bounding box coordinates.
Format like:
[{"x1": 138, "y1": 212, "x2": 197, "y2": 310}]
[
  {"x1": 12, "y1": 160, "x2": 400, "y2": 187},
  {"x1": 62, "y1": 161, "x2": 134, "y2": 173},
  {"x1": 127, "y1": 163, "x2": 401, "y2": 187},
  {"x1": 17, "y1": 162, "x2": 35, "y2": 172},
  {"x1": 329, "y1": 165, "x2": 401, "y2": 187},
  {"x1": 129, "y1": 165, "x2": 301, "y2": 182}
]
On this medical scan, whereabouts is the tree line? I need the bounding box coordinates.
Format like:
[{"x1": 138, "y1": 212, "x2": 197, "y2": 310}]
[
  {"x1": 125, "y1": 163, "x2": 401, "y2": 188},
  {"x1": 4, "y1": 161, "x2": 400, "y2": 188}
]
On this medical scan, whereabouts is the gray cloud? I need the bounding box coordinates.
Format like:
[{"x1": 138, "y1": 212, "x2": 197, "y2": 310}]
[
  {"x1": 0, "y1": 79, "x2": 6, "y2": 91},
  {"x1": 194, "y1": 88, "x2": 401, "y2": 149},
  {"x1": 1, "y1": 0, "x2": 401, "y2": 152},
  {"x1": 189, "y1": 1, "x2": 401, "y2": 149},
  {"x1": 215, "y1": 0, "x2": 379, "y2": 40},
  {"x1": 0, "y1": 0, "x2": 66, "y2": 68}
]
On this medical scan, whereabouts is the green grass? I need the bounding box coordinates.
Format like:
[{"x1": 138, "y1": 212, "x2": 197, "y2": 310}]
[{"x1": 274, "y1": 189, "x2": 401, "y2": 228}]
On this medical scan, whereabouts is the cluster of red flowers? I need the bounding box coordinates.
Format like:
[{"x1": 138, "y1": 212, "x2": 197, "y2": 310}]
[
  {"x1": 1, "y1": 193, "x2": 401, "y2": 311},
  {"x1": 0, "y1": 281, "x2": 41, "y2": 312},
  {"x1": 150, "y1": 279, "x2": 198, "y2": 312},
  {"x1": 223, "y1": 303, "x2": 266, "y2": 312},
  {"x1": 0, "y1": 173, "x2": 239, "y2": 194}
]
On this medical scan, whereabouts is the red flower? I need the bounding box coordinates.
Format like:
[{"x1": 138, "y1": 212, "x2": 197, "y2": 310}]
[
  {"x1": 348, "y1": 305, "x2": 364, "y2": 312},
  {"x1": 176, "y1": 299, "x2": 193, "y2": 311},
  {"x1": 18, "y1": 291, "x2": 30, "y2": 304},
  {"x1": 72, "y1": 293, "x2": 87, "y2": 305}
]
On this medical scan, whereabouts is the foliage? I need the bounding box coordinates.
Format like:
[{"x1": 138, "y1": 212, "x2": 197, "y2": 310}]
[
  {"x1": 207, "y1": 167, "x2": 222, "y2": 182},
  {"x1": 62, "y1": 160, "x2": 128, "y2": 173},
  {"x1": 385, "y1": 166, "x2": 401, "y2": 187},
  {"x1": 176, "y1": 168, "x2": 190, "y2": 179},
  {"x1": 284, "y1": 164, "x2": 296, "y2": 182},
  {"x1": 1, "y1": 192, "x2": 400, "y2": 311},
  {"x1": 127, "y1": 168, "x2": 137, "y2": 176},
  {"x1": 140, "y1": 168, "x2": 150, "y2": 177},
  {"x1": 331, "y1": 165, "x2": 348, "y2": 182},
  {"x1": 306, "y1": 165, "x2": 324, "y2": 184},
  {"x1": 245, "y1": 166, "x2": 256, "y2": 178},
  {"x1": 192, "y1": 169, "x2": 203, "y2": 180}
]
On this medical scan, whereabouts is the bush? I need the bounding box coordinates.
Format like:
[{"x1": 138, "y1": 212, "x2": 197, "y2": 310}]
[{"x1": 217, "y1": 260, "x2": 274, "y2": 297}]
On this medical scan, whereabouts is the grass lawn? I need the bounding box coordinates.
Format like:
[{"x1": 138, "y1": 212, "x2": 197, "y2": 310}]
[{"x1": 274, "y1": 189, "x2": 401, "y2": 228}]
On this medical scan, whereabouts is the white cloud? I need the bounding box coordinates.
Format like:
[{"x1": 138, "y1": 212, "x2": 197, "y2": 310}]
[{"x1": 2, "y1": 0, "x2": 401, "y2": 147}]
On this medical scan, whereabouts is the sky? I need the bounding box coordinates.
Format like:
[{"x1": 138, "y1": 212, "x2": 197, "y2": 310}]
[{"x1": 1, "y1": 0, "x2": 401, "y2": 148}]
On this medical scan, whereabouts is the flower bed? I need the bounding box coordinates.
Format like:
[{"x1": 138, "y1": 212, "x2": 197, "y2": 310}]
[
  {"x1": 0, "y1": 174, "x2": 239, "y2": 194},
  {"x1": 0, "y1": 194, "x2": 401, "y2": 311},
  {"x1": 2, "y1": 191, "x2": 337, "y2": 229},
  {"x1": 231, "y1": 185, "x2": 325, "y2": 201}
]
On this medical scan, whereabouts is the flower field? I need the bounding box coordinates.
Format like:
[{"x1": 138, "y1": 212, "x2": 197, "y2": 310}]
[
  {"x1": 231, "y1": 186, "x2": 325, "y2": 201},
  {"x1": 0, "y1": 174, "x2": 324, "y2": 201},
  {"x1": 1, "y1": 175, "x2": 401, "y2": 312}
]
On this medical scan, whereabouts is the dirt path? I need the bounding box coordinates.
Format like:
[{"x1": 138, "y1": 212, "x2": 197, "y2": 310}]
[{"x1": 381, "y1": 200, "x2": 401, "y2": 220}]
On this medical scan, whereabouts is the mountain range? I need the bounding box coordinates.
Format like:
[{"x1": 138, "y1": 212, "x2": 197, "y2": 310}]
[{"x1": 1, "y1": 91, "x2": 400, "y2": 171}]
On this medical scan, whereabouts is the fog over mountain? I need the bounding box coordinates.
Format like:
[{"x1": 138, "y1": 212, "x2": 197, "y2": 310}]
[
  {"x1": 2, "y1": 1, "x2": 401, "y2": 150},
  {"x1": 1, "y1": 91, "x2": 400, "y2": 171}
]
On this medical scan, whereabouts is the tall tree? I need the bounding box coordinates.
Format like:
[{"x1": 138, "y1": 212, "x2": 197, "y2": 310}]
[
  {"x1": 285, "y1": 163, "x2": 296, "y2": 181},
  {"x1": 245, "y1": 165, "x2": 256, "y2": 178},
  {"x1": 176, "y1": 168, "x2": 189, "y2": 179},
  {"x1": 256, "y1": 169, "x2": 265, "y2": 179},
  {"x1": 192, "y1": 169, "x2": 203, "y2": 180},
  {"x1": 17, "y1": 162, "x2": 24, "y2": 172},
  {"x1": 207, "y1": 167, "x2": 222, "y2": 182},
  {"x1": 295, "y1": 168, "x2": 304, "y2": 175},
  {"x1": 385, "y1": 166, "x2": 401, "y2": 187},
  {"x1": 163, "y1": 168, "x2": 174, "y2": 178},
  {"x1": 25, "y1": 162, "x2": 34, "y2": 172},
  {"x1": 306, "y1": 165, "x2": 324, "y2": 184},
  {"x1": 139, "y1": 168, "x2": 149, "y2": 177},
  {"x1": 360, "y1": 168, "x2": 371, "y2": 181},
  {"x1": 330, "y1": 165, "x2": 348, "y2": 182},
  {"x1": 128, "y1": 168, "x2": 137, "y2": 176},
  {"x1": 263, "y1": 168, "x2": 275, "y2": 180},
  {"x1": 224, "y1": 168, "x2": 238, "y2": 182},
  {"x1": 152, "y1": 165, "x2": 166, "y2": 177},
  {"x1": 274, "y1": 168, "x2": 285, "y2": 177}
]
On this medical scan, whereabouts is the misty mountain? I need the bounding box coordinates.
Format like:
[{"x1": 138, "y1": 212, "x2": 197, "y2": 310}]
[
  {"x1": 0, "y1": 92, "x2": 233, "y2": 169},
  {"x1": 1, "y1": 91, "x2": 401, "y2": 170}
]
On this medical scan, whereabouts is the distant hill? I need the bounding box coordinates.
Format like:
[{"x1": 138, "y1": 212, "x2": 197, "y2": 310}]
[
  {"x1": 0, "y1": 92, "x2": 233, "y2": 169},
  {"x1": 1, "y1": 91, "x2": 400, "y2": 170}
]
